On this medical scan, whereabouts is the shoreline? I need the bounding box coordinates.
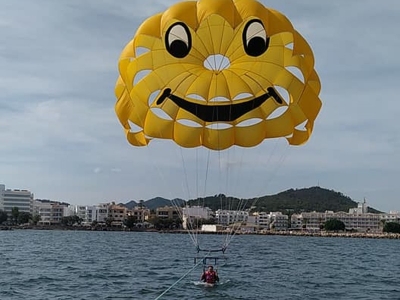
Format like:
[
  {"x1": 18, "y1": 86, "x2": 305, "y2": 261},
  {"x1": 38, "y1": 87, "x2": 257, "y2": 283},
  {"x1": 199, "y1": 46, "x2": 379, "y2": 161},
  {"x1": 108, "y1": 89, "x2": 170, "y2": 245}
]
[
  {"x1": 1, "y1": 225, "x2": 400, "y2": 239},
  {"x1": 159, "y1": 229, "x2": 400, "y2": 239}
]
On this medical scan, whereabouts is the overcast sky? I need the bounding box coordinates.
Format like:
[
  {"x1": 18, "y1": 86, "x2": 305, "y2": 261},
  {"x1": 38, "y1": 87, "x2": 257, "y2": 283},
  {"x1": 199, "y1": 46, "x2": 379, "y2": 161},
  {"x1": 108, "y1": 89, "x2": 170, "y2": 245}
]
[{"x1": 1, "y1": 0, "x2": 399, "y2": 212}]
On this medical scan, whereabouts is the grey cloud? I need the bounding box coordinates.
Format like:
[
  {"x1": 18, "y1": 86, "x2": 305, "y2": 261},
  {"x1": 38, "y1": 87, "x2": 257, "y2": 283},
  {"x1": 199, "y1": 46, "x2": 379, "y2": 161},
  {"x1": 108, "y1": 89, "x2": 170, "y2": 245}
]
[{"x1": 0, "y1": 0, "x2": 400, "y2": 212}]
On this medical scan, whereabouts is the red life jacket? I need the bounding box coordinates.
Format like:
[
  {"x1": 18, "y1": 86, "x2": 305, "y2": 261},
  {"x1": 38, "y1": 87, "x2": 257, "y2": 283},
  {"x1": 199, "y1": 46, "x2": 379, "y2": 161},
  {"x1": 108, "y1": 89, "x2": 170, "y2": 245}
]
[{"x1": 204, "y1": 270, "x2": 217, "y2": 283}]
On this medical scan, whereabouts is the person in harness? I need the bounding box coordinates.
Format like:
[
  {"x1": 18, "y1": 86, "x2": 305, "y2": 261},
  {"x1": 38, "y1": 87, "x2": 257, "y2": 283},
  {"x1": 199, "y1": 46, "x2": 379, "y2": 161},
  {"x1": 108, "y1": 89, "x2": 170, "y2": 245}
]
[{"x1": 201, "y1": 265, "x2": 219, "y2": 284}]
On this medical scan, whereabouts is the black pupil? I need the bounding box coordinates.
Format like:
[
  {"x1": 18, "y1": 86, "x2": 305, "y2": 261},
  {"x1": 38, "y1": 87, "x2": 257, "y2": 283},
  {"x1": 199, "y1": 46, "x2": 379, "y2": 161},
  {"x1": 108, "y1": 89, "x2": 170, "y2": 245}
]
[
  {"x1": 247, "y1": 37, "x2": 266, "y2": 57},
  {"x1": 170, "y1": 40, "x2": 188, "y2": 58}
]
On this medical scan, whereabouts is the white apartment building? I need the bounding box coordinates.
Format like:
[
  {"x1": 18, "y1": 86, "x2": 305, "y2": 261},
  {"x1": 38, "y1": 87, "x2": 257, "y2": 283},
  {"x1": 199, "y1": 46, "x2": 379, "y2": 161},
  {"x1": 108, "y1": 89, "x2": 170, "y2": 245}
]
[
  {"x1": 75, "y1": 206, "x2": 87, "y2": 221},
  {"x1": 64, "y1": 204, "x2": 111, "y2": 224},
  {"x1": 290, "y1": 201, "x2": 385, "y2": 232},
  {"x1": 248, "y1": 212, "x2": 289, "y2": 230},
  {"x1": 349, "y1": 200, "x2": 368, "y2": 214},
  {"x1": 182, "y1": 206, "x2": 213, "y2": 229},
  {"x1": 95, "y1": 203, "x2": 109, "y2": 223},
  {"x1": 33, "y1": 200, "x2": 66, "y2": 224},
  {"x1": 0, "y1": 184, "x2": 34, "y2": 215},
  {"x1": 269, "y1": 212, "x2": 289, "y2": 230},
  {"x1": 215, "y1": 209, "x2": 249, "y2": 225}
]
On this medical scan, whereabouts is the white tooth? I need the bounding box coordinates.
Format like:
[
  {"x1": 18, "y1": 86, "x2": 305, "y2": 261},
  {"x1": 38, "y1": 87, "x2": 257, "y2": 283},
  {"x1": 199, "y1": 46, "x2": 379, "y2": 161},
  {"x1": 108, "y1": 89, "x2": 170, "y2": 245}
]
[
  {"x1": 285, "y1": 42, "x2": 293, "y2": 50},
  {"x1": 295, "y1": 120, "x2": 308, "y2": 131},
  {"x1": 177, "y1": 119, "x2": 202, "y2": 128},
  {"x1": 209, "y1": 96, "x2": 230, "y2": 103},
  {"x1": 206, "y1": 123, "x2": 233, "y2": 130},
  {"x1": 267, "y1": 106, "x2": 288, "y2": 120},
  {"x1": 148, "y1": 90, "x2": 161, "y2": 106},
  {"x1": 128, "y1": 120, "x2": 143, "y2": 133},
  {"x1": 150, "y1": 108, "x2": 173, "y2": 121},
  {"x1": 186, "y1": 94, "x2": 206, "y2": 102},
  {"x1": 285, "y1": 66, "x2": 304, "y2": 83},
  {"x1": 273, "y1": 86, "x2": 289, "y2": 104},
  {"x1": 233, "y1": 93, "x2": 253, "y2": 101},
  {"x1": 133, "y1": 69, "x2": 151, "y2": 85},
  {"x1": 135, "y1": 47, "x2": 150, "y2": 57},
  {"x1": 285, "y1": 133, "x2": 294, "y2": 139},
  {"x1": 236, "y1": 118, "x2": 263, "y2": 127}
]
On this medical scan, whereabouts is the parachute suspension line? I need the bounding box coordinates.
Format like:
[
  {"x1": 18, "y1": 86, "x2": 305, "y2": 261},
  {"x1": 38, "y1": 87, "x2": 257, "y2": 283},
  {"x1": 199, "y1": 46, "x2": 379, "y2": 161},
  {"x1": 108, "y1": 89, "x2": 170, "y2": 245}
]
[
  {"x1": 220, "y1": 147, "x2": 235, "y2": 248},
  {"x1": 178, "y1": 146, "x2": 200, "y2": 250},
  {"x1": 154, "y1": 251, "x2": 211, "y2": 300},
  {"x1": 223, "y1": 142, "x2": 290, "y2": 248},
  {"x1": 219, "y1": 146, "x2": 247, "y2": 250},
  {"x1": 203, "y1": 148, "x2": 212, "y2": 233},
  {"x1": 251, "y1": 142, "x2": 290, "y2": 209},
  {"x1": 202, "y1": 148, "x2": 211, "y2": 197}
]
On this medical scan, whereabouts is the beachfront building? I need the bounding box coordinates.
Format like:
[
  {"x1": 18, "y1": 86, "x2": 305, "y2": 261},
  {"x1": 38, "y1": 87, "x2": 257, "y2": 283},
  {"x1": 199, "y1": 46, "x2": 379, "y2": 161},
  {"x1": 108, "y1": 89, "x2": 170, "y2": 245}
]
[
  {"x1": 182, "y1": 206, "x2": 213, "y2": 229},
  {"x1": 247, "y1": 212, "x2": 289, "y2": 230},
  {"x1": 33, "y1": 200, "x2": 67, "y2": 225},
  {"x1": 156, "y1": 206, "x2": 181, "y2": 220},
  {"x1": 0, "y1": 184, "x2": 34, "y2": 216},
  {"x1": 108, "y1": 203, "x2": 128, "y2": 226},
  {"x1": 291, "y1": 208, "x2": 382, "y2": 232},
  {"x1": 290, "y1": 200, "x2": 388, "y2": 232},
  {"x1": 66, "y1": 205, "x2": 98, "y2": 225},
  {"x1": 215, "y1": 209, "x2": 249, "y2": 226},
  {"x1": 349, "y1": 199, "x2": 368, "y2": 214},
  {"x1": 63, "y1": 204, "x2": 110, "y2": 224},
  {"x1": 380, "y1": 211, "x2": 400, "y2": 226},
  {"x1": 75, "y1": 206, "x2": 87, "y2": 221},
  {"x1": 268, "y1": 212, "x2": 289, "y2": 230},
  {"x1": 84, "y1": 206, "x2": 96, "y2": 224},
  {"x1": 291, "y1": 211, "x2": 326, "y2": 231},
  {"x1": 95, "y1": 203, "x2": 109, "y2": 223},
  {"x1": 129, "y1": 206, "x2": 151, "y2": 223}
]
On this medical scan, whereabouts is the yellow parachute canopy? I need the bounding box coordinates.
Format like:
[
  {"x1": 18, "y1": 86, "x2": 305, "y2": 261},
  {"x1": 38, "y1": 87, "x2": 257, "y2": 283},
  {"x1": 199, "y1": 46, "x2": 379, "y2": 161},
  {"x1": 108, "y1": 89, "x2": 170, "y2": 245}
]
[{"x1": 115, "y1": 0, "x2": 322, "y2": 150}]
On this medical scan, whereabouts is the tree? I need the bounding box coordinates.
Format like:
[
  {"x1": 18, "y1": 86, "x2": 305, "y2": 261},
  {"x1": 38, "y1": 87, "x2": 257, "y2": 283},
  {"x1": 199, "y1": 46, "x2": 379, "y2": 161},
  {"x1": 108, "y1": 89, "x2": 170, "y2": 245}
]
[
  {"x1": 11, "y1": 207, "x2": 19, "y2": 224},
  {"x1": 379, "y1": 219, "x2": 387, "y2": 231},
  {"x1": 0, "y1": 210, "x2": 7, "y2": 225},
  {"x1": 71, "y1": 215, "x2": 83, "y2": 225},
  {"x1": 383, "y1": 222, "x2": 400, "y2": 233},
  {"x1": 17, "y1": 212, "x2": 31, "y2": 224},
  {"x1": 302, "y1": 218, "x2": 309, "y2": 229},
  {"x1": 124, "y1": 215, "x2": 138, "y2": 229},
  {"x1": 147, "y1": 217, "x2": 181, "y2": 230},
  {"x1": 31, "y1": 214, "x2": 41, "y2": 225},
  {"x1": 61, "y1": 216, "x2": 72, "y2": 226},
  {"x1": 61, "y1": 215, "x2": 83, "y2": 226},
  {"x1": 324, "y1": 219, "x2": 345, "y2": 231},
  {"x1": 105, "y1": 217, "x2": 114, "y2": 227}
]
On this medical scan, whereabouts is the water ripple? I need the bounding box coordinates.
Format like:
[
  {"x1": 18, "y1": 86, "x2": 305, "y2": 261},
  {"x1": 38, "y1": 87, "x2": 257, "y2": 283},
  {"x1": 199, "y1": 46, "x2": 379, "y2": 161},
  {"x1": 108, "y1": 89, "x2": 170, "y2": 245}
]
[{"x1": 1, "y1": 231, "x2": 399, "y2": 299}]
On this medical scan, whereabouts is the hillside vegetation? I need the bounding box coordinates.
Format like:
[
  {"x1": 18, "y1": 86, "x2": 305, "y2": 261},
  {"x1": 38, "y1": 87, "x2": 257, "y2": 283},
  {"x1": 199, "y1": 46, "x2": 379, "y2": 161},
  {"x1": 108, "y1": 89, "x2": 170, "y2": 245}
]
[{"x1": 185, "y1": 186, "x2": 381, "y2": 214}]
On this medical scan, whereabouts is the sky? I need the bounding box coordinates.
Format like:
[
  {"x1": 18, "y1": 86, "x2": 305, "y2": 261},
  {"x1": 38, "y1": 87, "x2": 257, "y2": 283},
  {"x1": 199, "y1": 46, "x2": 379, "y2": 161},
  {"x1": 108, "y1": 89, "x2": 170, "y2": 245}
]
[{"x1": 1, "y1": 0, "x2": 400, "y2": 212}]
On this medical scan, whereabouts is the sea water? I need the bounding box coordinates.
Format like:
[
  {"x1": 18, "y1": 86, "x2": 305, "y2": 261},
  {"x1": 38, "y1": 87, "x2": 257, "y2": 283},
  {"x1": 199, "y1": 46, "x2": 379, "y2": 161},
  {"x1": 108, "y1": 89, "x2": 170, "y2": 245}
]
[{"x1": 1, "y1": 230, "x2": 399, "y2": 300}]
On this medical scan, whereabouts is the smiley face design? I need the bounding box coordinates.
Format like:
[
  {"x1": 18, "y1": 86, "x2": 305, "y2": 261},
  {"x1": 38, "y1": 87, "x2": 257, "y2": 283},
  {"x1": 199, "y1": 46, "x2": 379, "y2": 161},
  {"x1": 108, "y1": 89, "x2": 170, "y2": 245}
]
[{"x1": 115, "y1": 0, "x2": 322, "y2": 150}]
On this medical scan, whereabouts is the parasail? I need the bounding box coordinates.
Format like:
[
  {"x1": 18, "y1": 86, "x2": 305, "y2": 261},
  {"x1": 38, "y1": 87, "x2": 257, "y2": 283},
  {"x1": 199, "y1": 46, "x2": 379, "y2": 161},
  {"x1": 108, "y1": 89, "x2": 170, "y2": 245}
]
[
  {"x1": 115, "y1": 0, "x2": 322, "y2": 151},
  {"x1": 114, "y1": 0, "x2": 322, "y2": 279}
]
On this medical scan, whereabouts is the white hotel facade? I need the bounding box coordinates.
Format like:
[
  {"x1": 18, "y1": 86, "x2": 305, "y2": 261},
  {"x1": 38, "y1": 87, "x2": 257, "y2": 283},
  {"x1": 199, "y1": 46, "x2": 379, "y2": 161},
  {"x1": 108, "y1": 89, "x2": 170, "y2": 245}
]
[
  {"x1": 290, "y1": 202, "x2": 400, "y2": 232},
  {"x1": 0, "y1": 184, "x2": 34, "y2": 215}
]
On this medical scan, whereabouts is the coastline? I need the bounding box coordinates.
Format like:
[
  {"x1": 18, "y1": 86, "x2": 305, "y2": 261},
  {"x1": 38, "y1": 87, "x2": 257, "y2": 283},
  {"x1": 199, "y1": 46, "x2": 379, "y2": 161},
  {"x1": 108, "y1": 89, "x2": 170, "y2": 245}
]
[
  {"x1": 1, "y1": 225, "x2": 400, "y2": 239},
  {"x1": 159, "y1": 229, "x2": 400, "y2": 239}
]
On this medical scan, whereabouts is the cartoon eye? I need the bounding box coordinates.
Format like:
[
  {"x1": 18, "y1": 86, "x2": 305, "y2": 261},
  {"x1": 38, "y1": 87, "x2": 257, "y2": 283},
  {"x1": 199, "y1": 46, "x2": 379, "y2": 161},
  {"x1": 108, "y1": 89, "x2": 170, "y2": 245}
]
[
  {"x1": 243, "y1": 20, "x2": 269, "y2": 57},
  {"x1": 165, "y1": 22, "x2": 191, "y2": 58}
]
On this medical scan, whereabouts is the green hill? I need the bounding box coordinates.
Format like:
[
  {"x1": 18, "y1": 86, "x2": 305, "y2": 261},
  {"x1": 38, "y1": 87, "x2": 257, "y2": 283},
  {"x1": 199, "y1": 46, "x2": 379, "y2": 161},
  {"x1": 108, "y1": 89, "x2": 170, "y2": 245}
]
[{"x1": 187, "y1": 186, "x2": 382, "y2": 214}]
